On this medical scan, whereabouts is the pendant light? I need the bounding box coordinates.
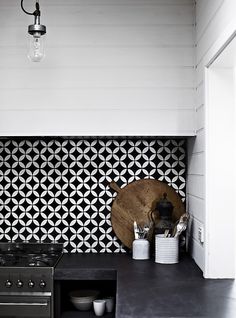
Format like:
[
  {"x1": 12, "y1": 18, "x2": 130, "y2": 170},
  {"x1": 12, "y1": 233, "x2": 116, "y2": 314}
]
[{"x1": 21, "y1": 0, "x2": 46, "y2": 62}]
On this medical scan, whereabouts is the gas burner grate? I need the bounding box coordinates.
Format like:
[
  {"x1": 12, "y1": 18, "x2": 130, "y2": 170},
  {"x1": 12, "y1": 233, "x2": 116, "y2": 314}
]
[{"x1": 0, "y1": 243, "x2": 63, "y2": 268}]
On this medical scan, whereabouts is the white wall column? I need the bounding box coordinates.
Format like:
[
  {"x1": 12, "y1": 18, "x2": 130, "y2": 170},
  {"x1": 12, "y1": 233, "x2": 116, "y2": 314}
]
[{"x1": 205, "y1": 66, "x2": 235, "y2": 278}]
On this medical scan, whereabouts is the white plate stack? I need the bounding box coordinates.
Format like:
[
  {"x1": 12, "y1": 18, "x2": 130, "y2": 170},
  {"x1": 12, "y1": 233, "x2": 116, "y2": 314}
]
[{"x1": 155, "y1": 234, "x2": 179, "y2": 264}]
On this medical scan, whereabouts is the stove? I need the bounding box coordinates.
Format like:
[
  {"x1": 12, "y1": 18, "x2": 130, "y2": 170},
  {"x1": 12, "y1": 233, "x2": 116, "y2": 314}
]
[
  {"x1": 0, "y1": 242, "x2": 63, "y2": 318},
  {"x1": 0, "y1": 242, "x2": 62, "y2": 267}
]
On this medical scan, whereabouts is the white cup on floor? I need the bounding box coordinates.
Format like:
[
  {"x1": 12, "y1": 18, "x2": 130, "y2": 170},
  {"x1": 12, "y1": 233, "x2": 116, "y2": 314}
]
[{"x1": 93, "y1": 299, "x2": 106, "y2": 316}]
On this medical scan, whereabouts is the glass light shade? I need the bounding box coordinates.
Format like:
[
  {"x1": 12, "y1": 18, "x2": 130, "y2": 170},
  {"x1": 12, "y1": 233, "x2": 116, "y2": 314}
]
[{"x1": 27, "y1": 33, "x2": 45, "y2": 62}]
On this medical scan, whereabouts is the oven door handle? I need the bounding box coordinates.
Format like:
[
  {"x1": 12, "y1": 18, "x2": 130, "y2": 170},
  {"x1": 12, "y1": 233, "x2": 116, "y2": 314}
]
[{"x1": 0, "y1": 302, "x2": 48, "y2": 306}]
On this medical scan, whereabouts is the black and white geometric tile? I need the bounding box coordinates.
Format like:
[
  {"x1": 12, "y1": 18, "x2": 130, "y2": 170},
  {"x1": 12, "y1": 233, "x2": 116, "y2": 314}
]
[{"x1": 0, "y1": 138, "x2": 186, "y2": 253}]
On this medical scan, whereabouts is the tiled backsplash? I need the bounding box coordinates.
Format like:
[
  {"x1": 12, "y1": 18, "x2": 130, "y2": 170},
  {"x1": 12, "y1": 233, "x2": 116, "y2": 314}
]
[{"x1": 0, "y1": 138, "x2": 186, "y2": 252}]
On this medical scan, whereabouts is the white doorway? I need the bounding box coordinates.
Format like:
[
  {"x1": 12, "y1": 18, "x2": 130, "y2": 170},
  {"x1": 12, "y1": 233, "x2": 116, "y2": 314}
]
[{"x1": 204, "y1": 36, "x2": 236, "y2": 278}]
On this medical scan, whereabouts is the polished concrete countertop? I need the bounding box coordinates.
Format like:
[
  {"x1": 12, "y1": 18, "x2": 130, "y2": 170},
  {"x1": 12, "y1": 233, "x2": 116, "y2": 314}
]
[{"x1": 55, "y1": 253, "x2": 236, "y2": 318}]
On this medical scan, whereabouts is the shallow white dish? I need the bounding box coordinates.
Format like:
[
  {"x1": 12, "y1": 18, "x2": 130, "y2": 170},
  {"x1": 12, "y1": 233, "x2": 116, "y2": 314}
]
[{"x1": 71, "y1": 300, "x2": 93, "y2": 311}]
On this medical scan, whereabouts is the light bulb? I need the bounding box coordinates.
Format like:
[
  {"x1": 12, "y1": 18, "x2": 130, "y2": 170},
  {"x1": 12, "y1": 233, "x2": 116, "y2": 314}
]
[{"x1": 28, "y1": 32, "x2": 45, "y2": 62}]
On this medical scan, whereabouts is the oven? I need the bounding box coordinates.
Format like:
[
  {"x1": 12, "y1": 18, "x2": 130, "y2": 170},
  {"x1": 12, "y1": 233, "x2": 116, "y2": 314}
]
[
  {"x1": 0, "y1": 242, "x2": 63, "y2": 318},
  {"x1": 0, "y1": 267, "x2": 53, "y2": 318}
]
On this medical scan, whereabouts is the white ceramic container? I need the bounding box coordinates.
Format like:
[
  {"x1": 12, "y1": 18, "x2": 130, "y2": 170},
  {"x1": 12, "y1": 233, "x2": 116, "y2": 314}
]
[
  {"x1": 155, "y1": 234, "x2": 179, "y2": 264},
  {"x1": 93, "y1": 299, "x2": 106, "y2": 316},
  {"x1": 132, "y1": 239, "x2": 150, "y2": 260},
  {"x1": 104, "y1": 296, "x2": 115, "y2": 312}
]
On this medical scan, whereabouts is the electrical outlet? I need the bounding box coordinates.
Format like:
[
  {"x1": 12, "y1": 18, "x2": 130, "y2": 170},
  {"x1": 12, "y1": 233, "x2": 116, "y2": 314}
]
[{"x1": 198, "y1": 226, "x2": 204, "y2": 244}]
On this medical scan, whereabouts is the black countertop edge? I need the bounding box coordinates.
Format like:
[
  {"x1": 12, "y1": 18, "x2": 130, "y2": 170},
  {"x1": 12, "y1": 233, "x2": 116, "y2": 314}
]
[{"x1": 54, "y1": 253, "x2": 236, "y2": 318}]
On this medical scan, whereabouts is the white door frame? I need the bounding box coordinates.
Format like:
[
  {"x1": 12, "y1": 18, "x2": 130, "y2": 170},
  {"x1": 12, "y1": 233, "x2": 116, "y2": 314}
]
[{"x1": 204, "y1": 26, "x2": 236, "y2": 278}]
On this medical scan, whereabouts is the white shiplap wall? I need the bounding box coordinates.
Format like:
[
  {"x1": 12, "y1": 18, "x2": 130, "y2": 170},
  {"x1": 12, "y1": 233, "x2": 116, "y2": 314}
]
[
  {"x1": 0, "y1": 0, "x2": 195, "y2": 136},
  {"x1": 187, "y1": 0, "x2": 236, "y2": 272}
]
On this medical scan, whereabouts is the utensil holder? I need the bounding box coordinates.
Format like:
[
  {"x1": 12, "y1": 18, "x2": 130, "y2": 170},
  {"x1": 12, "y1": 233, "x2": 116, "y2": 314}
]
[
  {"x1": 155, "y1": 235, "x2": 179, "y2": 264},
  {"x1": 132, "y1": 239, "x2": 150, "y2": 260}
]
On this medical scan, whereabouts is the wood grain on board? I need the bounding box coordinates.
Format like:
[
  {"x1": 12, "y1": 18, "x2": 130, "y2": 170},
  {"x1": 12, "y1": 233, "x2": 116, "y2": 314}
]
[{"x1": 110, "y1": 179, "x2": 185, "y2": 249}]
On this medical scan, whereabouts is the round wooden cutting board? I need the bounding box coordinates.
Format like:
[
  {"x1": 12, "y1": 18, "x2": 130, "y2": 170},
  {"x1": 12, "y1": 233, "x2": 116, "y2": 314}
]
[{"x1": 110, "y1": 179, "x2": 185, "y2": 249}]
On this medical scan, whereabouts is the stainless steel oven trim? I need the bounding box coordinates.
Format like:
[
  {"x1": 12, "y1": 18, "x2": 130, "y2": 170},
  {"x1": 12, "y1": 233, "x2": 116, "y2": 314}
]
[
  {"x1": 0, "y1": 295, "x2": 51, "y2": 317},
  {"x1": 0, "y1": 302, "x2": 48, "y2": 306},
  {"x1": 0, "y1": 292, "x2": 51, "y2": 296}
]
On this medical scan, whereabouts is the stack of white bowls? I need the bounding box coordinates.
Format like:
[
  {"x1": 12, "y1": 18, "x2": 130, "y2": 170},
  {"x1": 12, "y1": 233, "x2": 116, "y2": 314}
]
[{"x1": 69, "y1": 290, "x2": 99, "y2": 311}]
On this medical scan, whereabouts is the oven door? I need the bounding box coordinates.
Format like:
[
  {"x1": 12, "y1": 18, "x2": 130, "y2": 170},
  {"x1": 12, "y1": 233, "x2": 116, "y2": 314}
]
[{"x1": 0, "y1": 295, "x2": 51, "y2": 317}]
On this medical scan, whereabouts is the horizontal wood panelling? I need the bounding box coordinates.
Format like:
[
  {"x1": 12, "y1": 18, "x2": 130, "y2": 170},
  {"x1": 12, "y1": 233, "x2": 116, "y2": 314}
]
[
  {"x1": 187, "y1": 214, "x2": 204, "y2": 241},
  {"x1": 187, "y1": 234, "x2": 205, "y2": 270},
  {"x1": 196, "y1": 105, "x2": 204, "y2": 132},
  {"x1": 0, "y1": 5, "x2": 194, "y2": 26},
  {"x1": 0, "y1": 0, "x2": 195, "y2": 136},
  {"x1": 1, "y1": 0, "x2": 194, "y2": 6},
  {"x1": 188, "y1": 152, "x2": 204, "y2": 175},
  {"x1": 189, "y1": 0, "x2": 236, "y2": 272},
  {"x1": 0, "y1": 47, "x2": 194, "y2": 68},
  {"x1": 188, "y1": 129, "x2": 205, "y2": 154},
  {"x1": 196, "y1": 60, "x2": 205, "y2": 86},
  {"x1": 2, "y1": 25, "x2": 194, "y2": 47},
  {"x1": 0, "y1": 109, "x2": 195, "y2": 136},
  {"x1": 187, "y1": 175, "x2": 205, "y2": 199},
  {"x1": 0, "y1": 88, "x2": 195, "y2": 110},
  {"x1": 196, "y1": 81, "x2": 204, "y2": 108},
  {"x1": 187, "y1": 195, "x2": 205, "y2": 223},
  {"x1": 0, "y1": 68, "x2": 195, "y2": 89}
]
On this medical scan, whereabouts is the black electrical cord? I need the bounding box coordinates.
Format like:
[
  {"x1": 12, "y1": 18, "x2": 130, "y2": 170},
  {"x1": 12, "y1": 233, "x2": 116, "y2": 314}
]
[{"x1": 21, "y1": 0, "x2": 40, "y2": 16}]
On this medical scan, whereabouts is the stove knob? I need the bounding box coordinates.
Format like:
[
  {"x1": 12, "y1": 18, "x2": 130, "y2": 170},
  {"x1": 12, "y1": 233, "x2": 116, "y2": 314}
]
[
  {"x1": 39, "y1": 280, "x2": 46, "y2": 288},
  {"x1": 28, "y1": 280, "x2": 35, "y2": 288},
  {"x1": 16, "y1": 280, "x2": 23, "y2": 288},
  {"x1": 5, "y1": 280, "x2": 12, "y2": 288}
]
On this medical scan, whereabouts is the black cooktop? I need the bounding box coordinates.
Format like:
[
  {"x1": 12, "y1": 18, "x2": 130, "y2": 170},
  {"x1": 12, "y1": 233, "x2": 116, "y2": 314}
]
[{"x1": 0, "y1": 242, "x2": 63, "y2": 267}]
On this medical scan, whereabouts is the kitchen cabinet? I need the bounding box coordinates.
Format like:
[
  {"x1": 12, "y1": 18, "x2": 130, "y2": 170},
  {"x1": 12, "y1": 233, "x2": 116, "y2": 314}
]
[
  {"x1": 54, "y1": 253, "x2": 236, "y2": 318},
  {"x1": 54, "y1": 280, "x2": 116, "y2": 318}
]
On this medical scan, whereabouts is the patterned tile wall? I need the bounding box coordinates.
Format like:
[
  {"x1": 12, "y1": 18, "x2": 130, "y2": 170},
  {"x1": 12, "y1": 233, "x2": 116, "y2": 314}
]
[{"x1": 0, "y1": 138, "x2": 186, "y2": 252}]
